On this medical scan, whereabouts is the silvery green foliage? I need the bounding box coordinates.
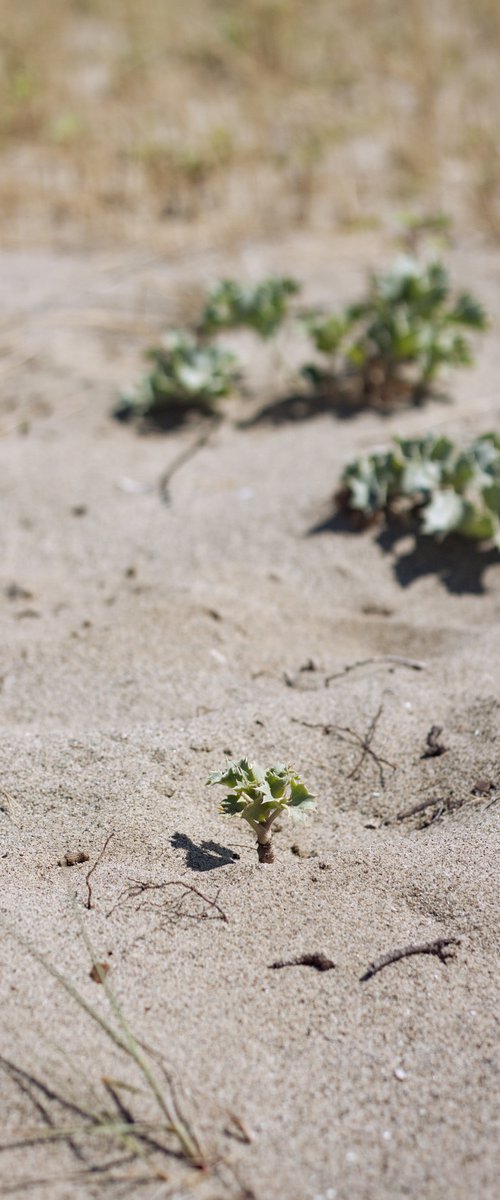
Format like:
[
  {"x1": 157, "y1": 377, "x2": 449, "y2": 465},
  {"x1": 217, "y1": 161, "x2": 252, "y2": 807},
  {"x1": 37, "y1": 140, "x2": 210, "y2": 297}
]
[
  {"x1": 304, "y1": 257, "x2": 487, "y2": 402},
  {"x1": 200, "y1": 277, "x2": 300, "y2": 339},
  {"x1": 118, "y1": 331, "x2": 238, "y2": 421},
  {"x1": 207, "y1": 758, "x2": 315, "y2": 828},
  {"x1": 339, "y1": 433, "x2": 500, "y2": 547}
]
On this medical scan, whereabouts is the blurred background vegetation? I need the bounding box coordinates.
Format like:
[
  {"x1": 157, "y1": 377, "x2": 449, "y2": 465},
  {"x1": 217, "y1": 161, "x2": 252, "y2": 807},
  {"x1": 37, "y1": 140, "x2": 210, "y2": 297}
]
[{"x1": 0, "y1": 0, "x2": 499, "y2": 248}]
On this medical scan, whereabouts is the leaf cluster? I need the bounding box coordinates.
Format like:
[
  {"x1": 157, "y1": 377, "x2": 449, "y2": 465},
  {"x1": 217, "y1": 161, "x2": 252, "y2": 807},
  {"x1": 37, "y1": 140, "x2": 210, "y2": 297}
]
[
  {"x1": 117, "y1": 331, "x2": 238, "y2": 423},
  {"x1": 207, "y1": 758, "x2": 315, "y2": 831},
  {"x1": 338, "y1": 433, "x2": 500, "y2": 547},
  {"x1": 304, "y1": 257, "x2": 487, "y2": 402},
  {"x1": 199, "y1": 277, "x2": 300, "y2": 339}
]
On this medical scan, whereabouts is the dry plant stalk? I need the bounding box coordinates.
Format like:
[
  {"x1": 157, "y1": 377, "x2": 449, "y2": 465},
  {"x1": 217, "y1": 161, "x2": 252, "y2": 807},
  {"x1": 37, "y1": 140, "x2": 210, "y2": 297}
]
[{"x1": 5, "y1": 919, "x2": 208, "y2": 1176}]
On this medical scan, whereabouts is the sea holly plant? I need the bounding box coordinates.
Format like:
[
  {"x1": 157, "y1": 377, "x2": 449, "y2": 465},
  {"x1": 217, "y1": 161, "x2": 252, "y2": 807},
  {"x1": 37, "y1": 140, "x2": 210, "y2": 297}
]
[
  {"x1": 207, "y1": 758, "x2": 315, "y2": 863},
  {"x1": 116, "y1": 330, "x2": 238, "y2": 426},
  {"x1": 336, "y1": 432, "x2": 500, "y2": 549},
  {"x1": 303, "y1": 257, "x2": 487, "y2": 408},
  {"x1": 199, "y1": 277, "x2": 300, "y2": 339}
]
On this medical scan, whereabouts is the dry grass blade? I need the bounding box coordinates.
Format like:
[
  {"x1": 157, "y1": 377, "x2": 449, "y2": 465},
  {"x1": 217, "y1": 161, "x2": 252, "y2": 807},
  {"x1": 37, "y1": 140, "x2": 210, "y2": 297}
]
[
  {"x1": 5, "y1": 919, "x2": 207, "y2": 1171},
  {"x1": 0, "y1": 1053, "x2": 169, "y2": 1184}
]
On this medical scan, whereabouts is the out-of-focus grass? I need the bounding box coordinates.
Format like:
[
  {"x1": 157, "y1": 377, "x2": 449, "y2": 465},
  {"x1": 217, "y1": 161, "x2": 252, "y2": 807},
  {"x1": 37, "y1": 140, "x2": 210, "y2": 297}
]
[{"x1": 0, "y1": 0, "x2": 499, "y2": 247}]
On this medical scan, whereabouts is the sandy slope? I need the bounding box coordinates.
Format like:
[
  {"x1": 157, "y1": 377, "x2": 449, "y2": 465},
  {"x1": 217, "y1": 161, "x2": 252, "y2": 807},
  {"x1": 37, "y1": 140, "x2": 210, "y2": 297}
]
[{"x1": 0, "y1": 233, "x2": 499, "y2": 1199}]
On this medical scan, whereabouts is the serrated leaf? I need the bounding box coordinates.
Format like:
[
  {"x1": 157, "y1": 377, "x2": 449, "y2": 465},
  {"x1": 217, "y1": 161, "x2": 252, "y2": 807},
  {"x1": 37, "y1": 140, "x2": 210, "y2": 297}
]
[
  {"x1": 219, "y1": 795, "x2": 246, "y2": 816},
  {"x1": 207, "y1": 758, "x2": 264, "y2": 790},
  {"x1": 265, "y1": 765, "x2": 291, "y2": 798},
  {"x1": 288, "y1": 800, "x2": 316, "y2": 823},
  {"x1": 288, "y1": 780, "x2": 316, "y2": 810}
]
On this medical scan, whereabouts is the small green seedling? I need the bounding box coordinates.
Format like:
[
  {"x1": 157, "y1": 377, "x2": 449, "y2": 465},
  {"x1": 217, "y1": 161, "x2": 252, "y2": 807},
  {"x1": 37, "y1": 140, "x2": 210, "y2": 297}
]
[
  {"x1": 207, "y1": 758, "x2": 315, "y2": 863},
  {"x1": 116, "y1": 330, "x2": 238, "y2": 426},
  {"x1": 199, "y1": 277, "x2": 300, "y2": 339},
  {"x1": 304, "y1": 256, "x2": 487, "y2": 408},
  {"x1": 337, "y1": 432, "x2": 500, "y2": 548}
]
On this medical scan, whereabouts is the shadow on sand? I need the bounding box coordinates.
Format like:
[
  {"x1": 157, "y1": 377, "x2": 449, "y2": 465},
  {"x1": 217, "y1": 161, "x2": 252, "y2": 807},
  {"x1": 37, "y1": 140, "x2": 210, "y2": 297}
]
[
  {"x1": 309, "y1": 512, "x2": 499, "y2": 595},
  {"x1": 170, "y1": 832, "x2": 240, "y2": 872}
]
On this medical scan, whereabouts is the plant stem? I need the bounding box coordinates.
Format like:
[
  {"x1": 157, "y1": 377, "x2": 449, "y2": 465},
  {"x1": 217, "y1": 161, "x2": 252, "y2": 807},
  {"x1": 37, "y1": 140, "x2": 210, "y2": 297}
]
[{"x1": 256, "y1": 825, "x2": 274, "y2": 864}]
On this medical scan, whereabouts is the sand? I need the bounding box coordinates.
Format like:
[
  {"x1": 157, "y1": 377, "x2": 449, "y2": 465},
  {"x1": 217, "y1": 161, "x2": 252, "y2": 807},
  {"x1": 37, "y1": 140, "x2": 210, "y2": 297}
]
[{"x1": 0, "y1": 231, "x2": 499, "y2": 1199}]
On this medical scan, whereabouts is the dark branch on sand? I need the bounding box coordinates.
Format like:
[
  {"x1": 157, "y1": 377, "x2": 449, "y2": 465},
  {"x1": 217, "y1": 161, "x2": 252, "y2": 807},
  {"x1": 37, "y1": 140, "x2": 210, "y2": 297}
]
[{"x1": 360, "y1": 938, "x2": 461, "y2": 982}]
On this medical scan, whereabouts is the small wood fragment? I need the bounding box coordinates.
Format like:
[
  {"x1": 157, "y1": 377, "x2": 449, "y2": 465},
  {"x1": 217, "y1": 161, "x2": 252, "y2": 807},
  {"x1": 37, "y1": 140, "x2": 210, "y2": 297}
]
[
  {"x1": 471, "y1": 778, "x2": 495, "y2": 797},
  {"x1": 396, "y1": 796, "x2": 444, "y2": 822},
  {"x1": 89, "y1": 962, "x2": 110, "y2": 984},
  {"x1": 270, "y1": 953, "x2": 335, "y2": 972},
  {"x1": 421, "y1": 725, "x2": 447, "y2": 759},
  {"x1": 58, "y1": 850, "x2": 90, "y2": 867},
  {"x1": 360, "y1": 937, "x2": 460, "y2": 982}
]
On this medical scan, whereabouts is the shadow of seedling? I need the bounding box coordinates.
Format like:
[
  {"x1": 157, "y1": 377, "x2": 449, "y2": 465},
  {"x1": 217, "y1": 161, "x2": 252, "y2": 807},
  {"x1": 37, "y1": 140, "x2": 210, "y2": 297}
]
[
  {"x1": 170, "y1": 833, "x2": 240, "y2": 872},
  {"x1": 309, "y1": 513, "x2": 499, "y2": 595},
  {"x1": 241, "y1": 376, "x2": 446, "y2": 429},
  {"x1": 239, "y1": 385, "x2": 356, "y2": 427},
  {"x1": 114, "y1": 398, "x2": 209, "y2": 433},
  {"x1": 376, "y1": 524, "x2": 500, "y2": 595}
]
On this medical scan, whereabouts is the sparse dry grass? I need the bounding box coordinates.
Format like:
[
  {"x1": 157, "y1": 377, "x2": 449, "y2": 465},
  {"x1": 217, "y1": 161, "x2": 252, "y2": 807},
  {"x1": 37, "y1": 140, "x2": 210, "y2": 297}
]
[{"x1": 0, "y1": 0, "x2": 499, "y2": 247}]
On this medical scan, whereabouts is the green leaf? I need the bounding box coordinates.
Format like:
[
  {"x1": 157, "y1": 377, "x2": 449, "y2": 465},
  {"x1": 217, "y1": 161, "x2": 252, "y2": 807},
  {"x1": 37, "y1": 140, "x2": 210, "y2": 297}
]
[
  {"x1": 456, "y1": 503, "x2": 495, "y2": 541},
  {"x1": 482, "y1": 483, "x2": 500, "y2": 517},
  {"x1": 288, "y1": 780, "x2": 316, "y2": 810},
  {"x1": 421, "y1": 490, "x2": 465, "y2": 536},
  {"x1": 219, "y1": 795, "x2": 246, "y2": 815},
  {"x1": 207, "y1": 757, "x2": 264, "y2": 790},
  {"x1": 265, "y1": 765, "x2": 291, "y2": 799},
  {"x1": 401, "y1": 459, "x2": 443, "y2": 496},
  {"x1": 306, "y1": 313, "x2": 350, "y2": 355},
  {"x1": 200, "y1": 277, "x2": 300, "y2": 338},
  {"x1": 306, "y1": 256, "x2": 487, "y2": 402},
  {"x1": 209, "y1": 758, "x2": 315, "y2": 834},
  {"x1": 448, "y1": 293, "x2": 487, "y2": 329},
  {"x1": 120, "y1": 330, "x2": 238, "y2": 423},
  {"x1": 338, "y1": 433, "x2": 500, "y2": 552}
]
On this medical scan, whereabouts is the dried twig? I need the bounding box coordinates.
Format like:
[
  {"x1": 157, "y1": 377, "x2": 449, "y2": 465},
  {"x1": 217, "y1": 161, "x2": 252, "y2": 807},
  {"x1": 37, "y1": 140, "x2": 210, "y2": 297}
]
[
  {"x1": 421, "y1": 725, "x2": 447, "y2": 759},
  {"x1": 85, "y1": 831, "x2": 115, "y2": 910},
  {"x1": 106, "y1": 879, "x2": 228, "y2": 923},
  {"x1": 324, "y1": 655, "x2": 426, "y2": 685},
  {"x1": 293, "y1": 704, "x2": 395, "y2": 788},
  {"x1": 158, "y1": 419, "x2": 219, "y2": 504},
  {"x1": 360, "y1": 937, "x2": 461, "y2": 981},
  {"x1": 270, "y1": 953, "x2": 335, "y2": 972},
  {"x1": 395, "y1": 795, "x2": 445, "y2": 822}
]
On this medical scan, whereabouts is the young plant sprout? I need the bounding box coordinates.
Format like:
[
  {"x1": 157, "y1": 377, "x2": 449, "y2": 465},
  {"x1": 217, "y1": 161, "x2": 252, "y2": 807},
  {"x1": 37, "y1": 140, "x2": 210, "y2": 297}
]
[
  {"x1": 303, "y1": 257, "x2": 487, "y2": 408},
  {"x1": 336, "y1": 432, "x2": 500, "y2": 548},
  {"x1": 116, "y1": 330, "x2": 238, "y2": 427},
  {"x1": 207, "y1": 758, "x2": 315, "y2": 863},
  {"x1": 199, "y1": 277, "x2": 300, "y2": 339}
]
